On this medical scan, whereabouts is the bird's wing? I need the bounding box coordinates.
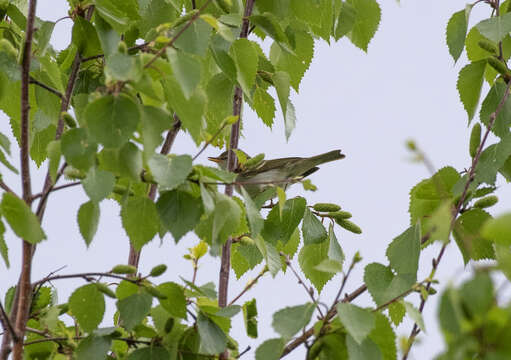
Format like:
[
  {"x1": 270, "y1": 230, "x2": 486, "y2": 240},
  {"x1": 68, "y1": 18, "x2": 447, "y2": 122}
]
[{"x1": 240, "y1": 157, "x2": 302, "y2": 177}]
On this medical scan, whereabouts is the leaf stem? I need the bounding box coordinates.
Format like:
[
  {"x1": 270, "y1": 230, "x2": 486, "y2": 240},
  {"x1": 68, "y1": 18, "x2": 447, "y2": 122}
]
[
  {"x1": 227, "y1": 266, "x2": 267, "y2": 306},
  {"x1": 28, "y1": 77, "x2": 64, "y2": 99}
]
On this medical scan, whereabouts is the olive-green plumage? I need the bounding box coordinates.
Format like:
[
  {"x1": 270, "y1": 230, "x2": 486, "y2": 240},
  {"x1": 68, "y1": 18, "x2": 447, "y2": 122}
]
[{"x1": 208, "y1": 149, "x2": 345, "y2": 197}]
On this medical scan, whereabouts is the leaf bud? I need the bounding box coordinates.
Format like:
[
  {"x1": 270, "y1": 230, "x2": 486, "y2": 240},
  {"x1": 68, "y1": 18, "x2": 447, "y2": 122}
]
[
  {"x1": 487, "y1": 57, "x2": 511, "y2": 77},
  {"x1": 469, "y1": 122, "x2": 481, "y2": 158},
  {"x1": 336, "y1": 219, "x2": 362, "y2": 234},
  {"x1": 240, "y1": 236, "x2": 255, "y2": 245},
  {"x1": 214, "y1": 0, "x2": 232, "y2": 13},
  {"x1": 117, "y1": 41, "x2": 128, "y2": 54},
  {"x1": 62, "y1": 112, "x2": 77, "y2": 128},
  {"x1": 312, "y1": 203, "x2": 341, "y2": 212},
  {"x1": 164, "y1": 317, "x2": 175, "y2": 333},
  {"x1": 478, "y1": 39, "x2": 498, "y2": 54},
  {"x1": 427, "y1": 287, "x2": 437, "y2": 295},
  {"x1": 244, "y1": 153, "x2": 265, "y2": 169},
  {"x1": 353, "y1": 251, "x2": 362, "y2": 264},
  {"x1": 113, "y1": 185, "x2": 128, "y2": 195},
  {"x1": 144, "y1": 285, "x2": 167, "y2": 299},
  {"x1": 95, "y1": 283, "x2": 116, "y2": 298},
  {"x1": 63, "y1": 167, "x2": 85, "y2": 179},
  {"x1": 329, "y1": 211, "x2": 352, "y2": 220},
  {"x1": 149, "y1": 264, "x2": 167, "y2": 277},
  {"x1": 473, "y1": 195, "x2": 498, "y2": 208},
  {"x1": 111, "y1": 264, "x2": 137, "y2": 274},
  {"x1": 405, "y1": 139, "x2": 417, "y2": 151},
  {"x1": 58, "y1": 303, "x2": 69, "y2": 315}
]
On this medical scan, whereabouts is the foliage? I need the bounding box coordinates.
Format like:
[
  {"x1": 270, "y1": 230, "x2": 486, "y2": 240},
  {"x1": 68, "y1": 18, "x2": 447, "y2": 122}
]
[{"x1": 0, "y1": 0, "x2": 510, "y2": 359}]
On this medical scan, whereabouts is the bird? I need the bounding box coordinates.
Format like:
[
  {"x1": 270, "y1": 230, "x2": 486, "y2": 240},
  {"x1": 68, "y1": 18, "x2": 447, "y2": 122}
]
[{"x1": 208, "y1": 149, "x2": 345, "y2": 198}]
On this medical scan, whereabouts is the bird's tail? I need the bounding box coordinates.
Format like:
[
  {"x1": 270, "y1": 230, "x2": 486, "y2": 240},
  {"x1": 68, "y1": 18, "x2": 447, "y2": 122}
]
[{"x1": 309, "y1": 149, "x2": 345, "y2": 166}]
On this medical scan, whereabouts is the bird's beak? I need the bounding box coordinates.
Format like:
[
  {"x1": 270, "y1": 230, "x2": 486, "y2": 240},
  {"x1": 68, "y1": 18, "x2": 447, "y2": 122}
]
[{"x1": 208, "y1": 156, "x2": 221, "y2": 163}]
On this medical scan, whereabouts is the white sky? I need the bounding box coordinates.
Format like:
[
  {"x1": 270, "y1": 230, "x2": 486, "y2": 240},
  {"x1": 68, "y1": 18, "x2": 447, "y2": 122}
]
[{"x1": 2, "y1": 1, "x2": 510, "y2": 359}]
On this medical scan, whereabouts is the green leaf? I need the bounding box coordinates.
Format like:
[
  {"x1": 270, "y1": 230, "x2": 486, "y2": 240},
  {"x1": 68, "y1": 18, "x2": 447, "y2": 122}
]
[
  {"x1": 197, "y1": 312, "x2": 227, "y2": 355},
  {"x1": 252, "y1": 87, "x2": 276, "y2": 127},
  {"x1": 302, "y1": 207, "x2": 328, "y2": 245},
  {"x1": 167, "y1": 48, "x2": 201, "y2": 99},
  {"x1": 105, "y1": 52, "x2": 142, "y2": 82},
  {"x1": 61, "y1": 128, "x2": 97, "y2": 171},
  {"x1": 243, "y1": 299, "x2": 258, "y2": 338},
  {"x1": 69, "y1": 284, "x2": 105, "y2": 333},
  {"x1": 460, "y1": 271, "x2": 494, "y2": 317},
  {"x1": 241, "y1": 187, "x2": 264, "y2": 237},
  {"x1": 457, "y1": 60, "x2": 486, "y2": 121},
  {"x1": 337, "y1": 303, "x2": 375, "y2": 344},
  {"x1": 85, "y1": 94, "x2": 140, "y2": 148},
  {"x1": 82, "y1": 167, "x2": 115, "y2": 203},
  {"x1": 138, "y1": 0, "x2": 178, "y2": 37},
  {"x1": 273, "y1": 71, "x2": 296, "y2": 139},
  {"x1": 140, "y1": 106, "x2": 173, "y2": 161},
  {"x1": 346, "y1": 334, "x2": 382, "y2": 360},
  {"x1": 174, "y1": 18, "x2": 212, "y2": 56},
  {"x1": 95, "y1": 0, "x2": 139, "y2": 33},
  {"x1": 272, "y1": 303, "x2": 315, "y2": 339},
  {"x1": 403, "y1": 301, "x2": 425, "y2": 332},
  {"x1": 76, "y1": 335, "x2": 111, "y2": 360},
  {"x1": 364, "y1": 263, "x2": 414, "y2": 306},
  {"x1": 482, "y1": 211, "x2": 511, "y2": 246},
  {"x1": 94, "y1": 13, "x2": 120, "y2": 58},
  {"x1": 157, "y1": 190, "x2": 203, "y2": 242},
  {"x1": 446, "y1": 8, "x2": 470, "y2": 63},
  {"x1": 454, "y1": 209, "x2": 495, "y2": 263},
  {"x1": 496, "y1": 243, "x2": 511, "y2": 281},
  {"x1": 388, "y1": 301, "x2": 405, "y2": 326},
  {"x1": 480, "y1": 80, "x2": 511, "y2": 138},
  {"x1": 255, "y1": 338, "x2": 285, "y2": 360},
  {"x1": 476, "y1": 12, "x2": 511, "y2": 43},
  {"x1": 335, "y1": 1, "x2": 357, "y2": 40},
  {"x1": 261, "y1": 197, "x2": 306, "y2": 245},
  {"x1": 72, "y1": 17, "x2": 101, "y2": 58},
  {"x1": 256, "y1": 239, "x2": 281, "y2": 276},
  {"x1": 0, "y1": 220, "x2": 8, "y2": 267},
  {"x1": 77, "y1": 201, "x2": 100, "y2": 247},
  {"x1": 385, "y1": 225, "x2": 420, "y2": 280},
  {"x1": 121, "y1": 196, "x2": 160, "y2": 251},
  {"x1": 46, "y1": 140, "x2": 61, "y2": 184},
  {"x1": 230, "y1": 38, "x2": 258, "y2": 96},
  {"x1": 475, "y1": 133, "x2": 511, "y2": 184},
  {"x1": 346, "y1": 0, "x2": 381, "y2": 52},
  {"x1": 156, "y1": 282, "x2": 187, "y2": 319},
  {"x1": 117, "y1": 292, "x2": 152, "y2": 331},
  {"x1": 148, "y1": 154, "x2": 193, "y2": 191},
  {"x1": 328, "y1": 223, "x2": 345, "y2": 265},
  {"x1": 298, "y1": 241, "x2": 334, "y2": 293},
  {"x1": 126, "y1": 346, "x2": 170, "y2": 360},
  {"x1": 212, "y1": 194, "x2": 242, "y2": 246},
  {"x1": 1, "y1": 193, "x2": 46, "y2": 244},
  {"x1": 231, "y1": 242, "x2": 263, "y2": 278},
  {"x1": 250, "y1": 13, "x2": 290, "y2": 52},
  {"x1": 466, "y1": 27, "x2": 493, "y2": 62}
]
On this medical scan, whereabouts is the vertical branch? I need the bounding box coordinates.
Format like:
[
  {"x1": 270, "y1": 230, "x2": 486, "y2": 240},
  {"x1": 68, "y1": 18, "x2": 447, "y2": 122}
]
[
  {"x1": 127, "y1": 116, "x2": 181, "y2": 269},
  {"x1": 218, "y1": 0, "x2": 256, "y2": 311},
  {"x1": 11, "y1": 0, "x2": 38, "y2": 358}
]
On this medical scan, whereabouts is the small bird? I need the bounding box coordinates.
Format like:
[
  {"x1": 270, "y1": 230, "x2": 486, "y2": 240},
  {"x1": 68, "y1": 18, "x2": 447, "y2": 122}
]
[{"x1": 208, "y1": 149, "x2": 345, "y2": 198}]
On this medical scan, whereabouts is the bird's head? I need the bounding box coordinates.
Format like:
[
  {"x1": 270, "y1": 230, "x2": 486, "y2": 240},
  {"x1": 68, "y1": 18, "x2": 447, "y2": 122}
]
[{"x1": 208, "y1": 149, "x2": 250, "y2": 170}]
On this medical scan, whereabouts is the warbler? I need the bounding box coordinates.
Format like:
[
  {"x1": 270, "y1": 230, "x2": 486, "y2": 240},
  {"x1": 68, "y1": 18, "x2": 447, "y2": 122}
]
[{"x1": 208, "y1": 149, "x2": 345, "y2": 197}]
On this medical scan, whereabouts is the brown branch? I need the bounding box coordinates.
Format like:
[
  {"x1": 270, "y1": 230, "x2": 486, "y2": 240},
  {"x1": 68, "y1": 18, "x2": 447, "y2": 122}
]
[
  {"x1": 227, "y1": 266, "x2": 267, "y2": 306},
  {"x1": 30, "y1": 181, "x2": 80, "y2": 201},
  {"x1": 280, "y1": 284, "x2": 367, "y2": 358},
  {"x1": 236, "y1": 346, "x2": 251, "y2": 358},
  {"x1": 143, "y1": 0, "x2": 214, "y2": 70},
  {"x1": 28, "y1": 77, "x2": 64, "y2": 99},
  {"x1": 24, "y1": 336, "x2": 152, "y2": 346},
  {"x1": 402, "y1": 79, "x2": 511, "y2": 360},
  {"x1": 127, "y1": 116, "x2": 181, "y2": 270},
  {"x1": 12, "y1": 0, "x2": 38, "y2": 358},
  {"x1": 218, "y1": 4, "x2": 255, "y2": 359},
  {"x1": 32, "y1": 272, "x2": 140, "y2": 288},
  {"x1": 0, "y1": 180, "x2": 15, "y2": 195}
]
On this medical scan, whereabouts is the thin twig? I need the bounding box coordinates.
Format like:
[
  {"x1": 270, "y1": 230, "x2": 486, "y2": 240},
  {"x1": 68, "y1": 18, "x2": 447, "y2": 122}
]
[
  {"x1": 227, "y1": 267, "x2": 267, "y2": 306},
  {"x1": 281, "y1": 253, "x2": 324, "y2": 318},
  {"x1": 23, "y1": 336, "x2": 152, "y2": 346},
  {"x1": 30, "y1": 181, "x2": 80, "y2": 200},
  {"x1": 402, "y1": 78, "x2": 511, "y2": 360},
  {"x1": 0, "y1": 303, "x2": 17, "y2": 342},
  {"x1": 144, "y1": 0, "x2": 214, "y2": 70},
  {"x1": 32, "y1": 272, "x2": 140, "y2": 288},
  {"x1": 81, "y1": 42, "x2": 150, "y2": 62},
  {"x1": 29, "y1": 77, "x2": 64, "y2": 99},
  {"x1": 128, "y1": 116, "x2": 181, "y2": 270},
  {"x1": 0, "y1": 181, "x2": 15, "y2": 195},
  {"x1": 192, "y1": 121, "x2": 229, "y2": 161},
  {"x1": 236, "y1": 346, "x2": 251, "y2": 358}
]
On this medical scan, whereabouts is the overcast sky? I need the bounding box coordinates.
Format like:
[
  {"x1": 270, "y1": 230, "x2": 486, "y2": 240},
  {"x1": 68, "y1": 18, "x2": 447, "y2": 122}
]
[{"x1": 2, "y1": 1, "x2": 509, "y2": 359}]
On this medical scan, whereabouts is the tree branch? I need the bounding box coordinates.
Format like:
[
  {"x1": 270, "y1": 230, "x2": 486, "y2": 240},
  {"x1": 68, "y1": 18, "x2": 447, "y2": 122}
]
[
  {"x1": 0, "y1": 180, "x2": 15, "y2": 195},
  {"x1": 23, "y1": 336, "x2": 152, "y2": 346},
  {"x1": 227, "y1": 266, "x2": 267, "y2": 306},
  {"x1": 32, "y1": 272, "x2": 140, "y2": 288},
  {"x1": 402, "y1": 79, "x2": 511, "y2": 360},
  {"x1": 28, "y1": 77, "x2": 64, "y2": 99},
  {"x1": 0, "y1": 302, "x2": 17, "y2": 343},
  {"x1": 12, "y1": 0, "x2": 38, "y2": 357},
  {"x1": 81, "y1": 42, "x2": 150, "y2": 62},
  {"x1": 143, "y1": 0, "x2": 213, "y2": 70},
  {"x1": 30, "y1": 181, "x2": 80, "y2": 201},
  {"x1": 127, "y1": 115, "x2": 181, "y2": 270}
]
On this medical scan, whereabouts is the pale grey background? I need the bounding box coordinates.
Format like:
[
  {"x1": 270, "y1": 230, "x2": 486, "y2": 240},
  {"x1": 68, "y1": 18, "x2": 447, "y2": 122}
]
[{"x1": 1, "y1": 1, "x2": 509, "y2": 359}]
